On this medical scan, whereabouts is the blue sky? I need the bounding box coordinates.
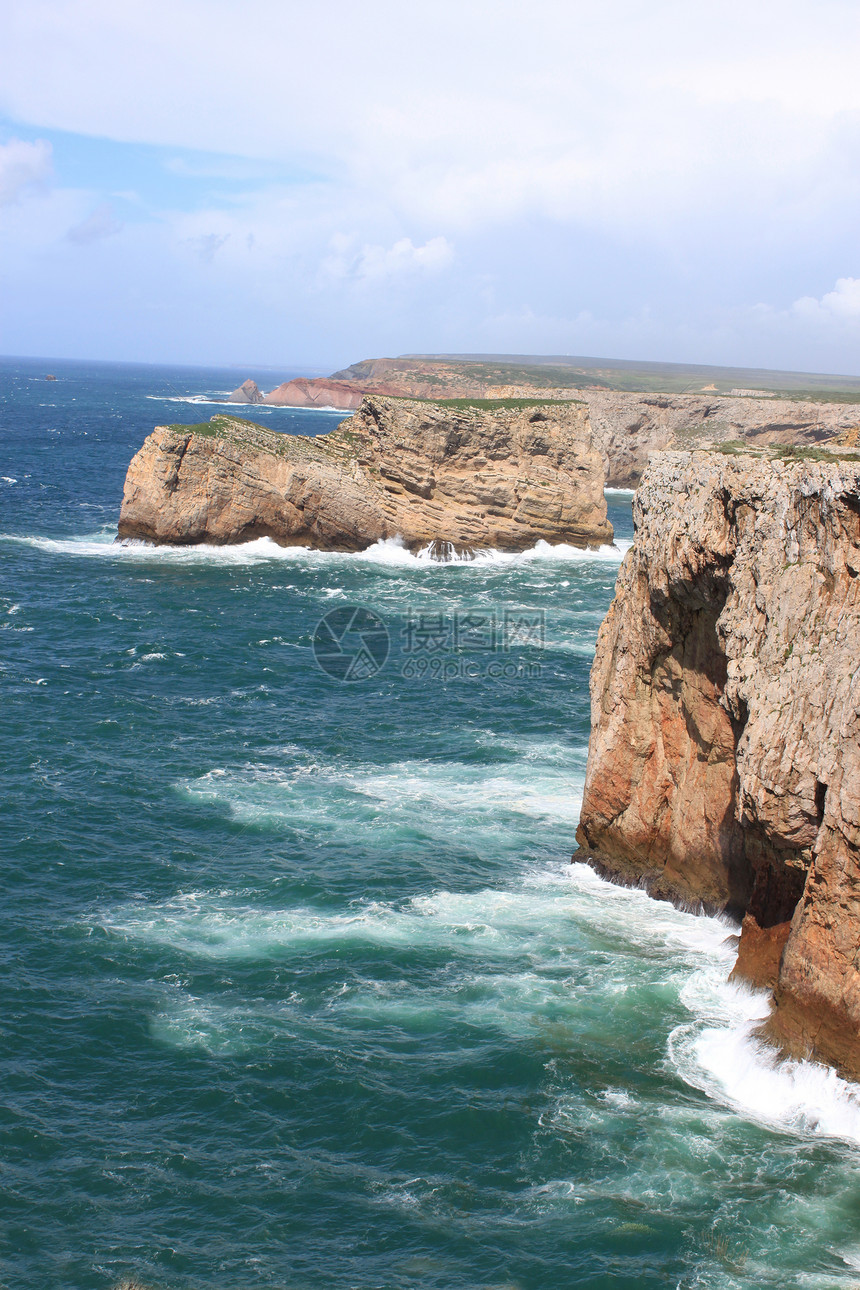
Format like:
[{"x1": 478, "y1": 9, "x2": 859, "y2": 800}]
[{"x1": 2, "y1": 0, "x2": 860, "y2": 374}]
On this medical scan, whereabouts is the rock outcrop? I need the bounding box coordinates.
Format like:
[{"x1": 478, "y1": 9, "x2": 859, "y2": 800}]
[
  {"x1": 271, "y1": 359, "x2": 860, "y2": 484},
  {"x1": 576, "y1": 448, "x2": 860, "y2": 1078},
  {"x1": 244, "y1": 358, "x2": 860, "y2": 481},
  {"x1": 580, "y1": 390, "x2": 859, "y2": 488},
  {"x1": 117, "y1": 396, "x2": 612, "y2": 553},
  {"x1": 262, "y1": 377, "x2": 364, "y2": 410},
  {"x1": 227, "y1": 378, "x2": 263, "y2": 404}
]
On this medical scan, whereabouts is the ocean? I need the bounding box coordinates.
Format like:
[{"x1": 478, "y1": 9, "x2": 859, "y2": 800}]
[{"x1": 2, "y1": 355, "x2": 860, "y2": 1289}]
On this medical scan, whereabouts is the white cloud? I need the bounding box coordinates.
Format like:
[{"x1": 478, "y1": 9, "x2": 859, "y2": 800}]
[
  {"x1": 184, "y1": 231, "x2": 230, "y2": 263},
  {"x1": 793, "y1": 277, "x2": 860, "y2": 323},
  {"x1": 5, "y1": 1, "x2": 860, "y2": 370},
  {"x1": 0, "y1": 137, "x2": 52, "y2": 205},
  {"x1": 2, "y1": 0, "x2": 858, "y2": 232},
  {"x1": 67, "y1": 201, "x2": 122, "y2": 243},
  {"x1": 322, "y1": 235, "x2": 454, "y2": 284}
]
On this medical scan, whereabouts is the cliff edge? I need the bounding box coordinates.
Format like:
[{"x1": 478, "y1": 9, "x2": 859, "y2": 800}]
[
  {"x1": 117, "y1": 396, "x2": 612, "y2": 553},
  {"x1": 576, "y1": 448, "x2": 860, "y2": 1078}
]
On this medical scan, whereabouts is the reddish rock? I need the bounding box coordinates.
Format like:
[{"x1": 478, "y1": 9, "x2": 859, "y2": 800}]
[
  {"x1": 262, "y1": 378, "x2": 364, "y2": 410},
  {"x1": 576, "y1": 449, "x2": 860, "y2": 1079}
]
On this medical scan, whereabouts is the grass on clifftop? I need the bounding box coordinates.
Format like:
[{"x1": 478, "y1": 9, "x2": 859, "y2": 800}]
[
  {"x1": 164, "y1": 414, "x2": 343, "y2": 461},
  {"x1": 167, "y1": 414, "x2": 262, "y2": 438},
  {"x1": 389, "y1": 396, "x2": 584, "y2": 411},
  {"x1": 713, "y1": 440, "x2": 860, "y2": 463},
  {"x1": 440, "y1": 396, "x2": 585, "y2": 411}
]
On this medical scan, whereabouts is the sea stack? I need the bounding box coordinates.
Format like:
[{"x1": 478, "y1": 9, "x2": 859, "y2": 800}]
[
  {"x1": 227, "y1": 378, "x2": 263, "y2": 403},
  {"x1": 117, "y1": 395, "x2": 613, "y2": 553},
  {"x1": 575, "y1": 448, "x2": 860, "y2": 1078}
]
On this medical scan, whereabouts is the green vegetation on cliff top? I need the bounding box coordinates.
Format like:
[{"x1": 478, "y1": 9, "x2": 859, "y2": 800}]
[
  {"x1": 393, "y1": 396, "x2": 584, "y2": 411},
  {"x1": 336, "y1": 354, "x2": 860, "y2": 402}
]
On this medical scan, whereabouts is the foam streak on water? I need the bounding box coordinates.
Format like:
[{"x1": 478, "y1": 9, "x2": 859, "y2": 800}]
[{"x1": 3, "y1": 529, "x2": 632, "y2": 566}]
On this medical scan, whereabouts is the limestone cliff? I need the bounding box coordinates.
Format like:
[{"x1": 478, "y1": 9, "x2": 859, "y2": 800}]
[
  {"x1": 580, "y1": 390, "x2": 858, "y2": 488},
  {"x1": 265, "y1": 359, "x2": 860, "y2": 485},
  {"x1": 576, "y1": 448, "x2": 860, "y2": 1078},
  {"x1": 117, "y1": 396, "x2": 612, "y2": 553}
]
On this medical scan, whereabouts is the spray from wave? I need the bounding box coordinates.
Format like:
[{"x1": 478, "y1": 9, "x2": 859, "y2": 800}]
[
  {"x1": 145, "y1": 394, "x2": 347, "y2": 414},
  {"x1": 2, "y1": 529, "x2": 631, "y2": 567}
]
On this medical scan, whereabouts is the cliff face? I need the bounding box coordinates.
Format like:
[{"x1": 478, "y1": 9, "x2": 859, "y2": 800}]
[
  {"x1": 576, "y1": 449, "x2": 860, "y2": 1077},
  {"x1": 262, "y1": 377, "x2": 364, "y2": 409},
  {"x1": 117, "y1": 396, "x2": 612, "y2": 553},
  {"x1": 232, "y1": 360, "x2": 860, "y2": 482},
  {"x1": 580, "y1": 390, "x2": 858, "y2": 488}
]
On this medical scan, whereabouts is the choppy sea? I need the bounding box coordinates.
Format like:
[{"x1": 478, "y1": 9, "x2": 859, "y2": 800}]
[{"x1": 3, "y1": 355, "x2": 860, "y2": 1289}]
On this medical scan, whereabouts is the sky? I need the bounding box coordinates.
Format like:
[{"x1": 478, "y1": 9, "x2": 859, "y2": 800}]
[{"x1": 2, "y1": 0, "x2": 860, "y2": 374}]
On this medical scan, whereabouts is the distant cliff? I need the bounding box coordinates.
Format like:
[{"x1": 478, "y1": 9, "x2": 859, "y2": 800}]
[
  {"x1": 580, "y1": 390, "x2": 857, "y2": 488},
  {"x1": 232, "y1": 360, "x2": 860, "y2": 485},
  {"x1": 576, "y1": 448, "x2": 860, "y2": 1078},
  {"x1": 262, "y1": 377, "x2": 364, "y2": 409},
  {"x1": 117, "y1": 396, "x2": 612, "y2": 553}
]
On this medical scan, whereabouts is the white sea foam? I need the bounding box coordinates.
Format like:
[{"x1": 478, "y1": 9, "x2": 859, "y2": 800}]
[
  {"x1": 177, "y1": 751, "x2": 586, "y2": 840},
  {"x1": 1, "y1": 476, "x2": 17, "y2": 484},
  {"x1": 100, "y1": 880, "x2": 582, "y2": 963},
  {"x1": 101, "y1": 847, "x2": 860, "y2": 1148},
  {"x1": 670, "y1": 968, "x2": 860, "y2": 1146},
  {"x1": 2, "y1": 529, "x2": 631, "y2": 567},
  {"x1": 145, "y1": 394, "x2": 347, "y2": 413},
  {"x1": 359, "y1": 536, "x2": 631, "y2": 566},
  {"x1": 545, "y1": 867, "x2": 860, "y2": 1150},
  {"x1": 96, "y1": 703, "x2": 860, "y2": 1153}
]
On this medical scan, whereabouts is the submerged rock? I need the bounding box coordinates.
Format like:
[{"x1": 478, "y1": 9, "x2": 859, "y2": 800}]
[
  {"x1": 576, "y1": 447, "x2": 860, "y2": 1078},
  {"x1": 117, "y1": 395, "x2": 612, "y2": 553}
]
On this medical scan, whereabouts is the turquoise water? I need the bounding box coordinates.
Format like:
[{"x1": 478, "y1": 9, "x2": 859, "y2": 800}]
[{"x1": 3, "y1": 357, "x2": 860, "y2": 1289}]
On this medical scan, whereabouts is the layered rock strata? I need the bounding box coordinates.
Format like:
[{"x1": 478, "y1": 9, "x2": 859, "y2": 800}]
[
  {"x1": 117, "y1": 396, "x2": 612, "y2": 552},
  {"x1": 576, "y1": 449, "x2": 860, "y2": 1077},
  {"x1": 237, "y1": 360, "x2": 860, "y2": 484},
  {"x1": 580, "y1": 390, "x2": 858, "y2": 488}
]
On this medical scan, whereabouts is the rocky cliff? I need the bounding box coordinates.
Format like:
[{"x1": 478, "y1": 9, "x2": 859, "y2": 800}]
[
  {"x1": 117, "y1": 396, "x2": 612, "y2": 553},
  {"x1": 576, "y1": 448, "x2": 860, "y2": 1077},
  {"x1": 238, "y1": 357, "x2": 860, "y2": 484},
  {"x1": 262, "y1": 377, "x2": 364, "y2": 409},
  {"x1": 581, "y1": 390, "x2": 858, "y2": 488}
]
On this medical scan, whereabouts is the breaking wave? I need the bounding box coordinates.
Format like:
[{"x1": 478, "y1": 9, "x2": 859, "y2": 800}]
[
  {"x1": 2, "y1": 529, "x2": 631, "y2": 567},
  {"x1": 145, "y1": 394, "x2": 347, "y2": 413}
]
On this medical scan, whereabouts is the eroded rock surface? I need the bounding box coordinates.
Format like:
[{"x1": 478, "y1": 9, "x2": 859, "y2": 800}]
[
  {"x1": 576, "y1": 449, "x2": 860, "y2": 1077},
  {"x1": 227, "y1": 379, "x2": 263, "y2": 404},
  {"x1": 244, "y1": 360, "x2": 860, "y2": 483},
  {"x1": 262, "y1": 377, "x2": 364, "y2": 409},
  {"x1": 117, "y1": 396, "x2": 612, "y2": 553},
  {"x1": 581, "y1": 390, "x2": 859, "y2": 488}
]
